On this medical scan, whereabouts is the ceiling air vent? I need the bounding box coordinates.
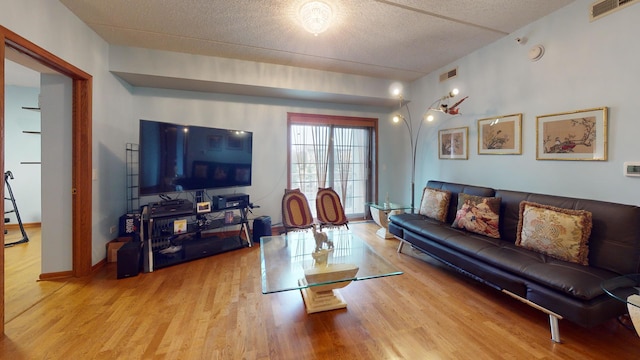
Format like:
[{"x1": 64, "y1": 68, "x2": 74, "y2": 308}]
[
  {"x1": 439, "y1": 67, "x2": 457, "y2": 82},
  {"x1": 590, "y1": 0, "x2": 639, "y2": 21}
]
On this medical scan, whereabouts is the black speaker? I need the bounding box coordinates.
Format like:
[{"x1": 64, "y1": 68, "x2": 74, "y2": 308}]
[
  {"x1": 253, "y1": 216, "x2": 272, "y2": 244},
  {"x1": 184, "y1": 238, "x2": 224, "y2": 260},
  {"x1": 117, "y1": 241, "x2": 141, "y2": 279}
]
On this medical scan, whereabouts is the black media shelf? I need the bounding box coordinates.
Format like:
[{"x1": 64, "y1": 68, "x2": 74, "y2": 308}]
[{"x1": 141, "y1": 196, "x2": 252, "y2": 272}]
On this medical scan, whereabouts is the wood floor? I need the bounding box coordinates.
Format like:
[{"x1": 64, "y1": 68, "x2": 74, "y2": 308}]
[
  {"x1": 1, "y1": 222, "x2": 638, "y2": 359},
  {"x1": 4, "y1": 226, "x2": 68, "y2": 324}
]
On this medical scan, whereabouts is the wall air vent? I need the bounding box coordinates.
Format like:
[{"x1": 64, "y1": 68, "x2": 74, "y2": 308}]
[
  {"x1": 439, "y1": 67, "x2": 457, "y2": 82},
  {"x1": 590, "y1": 0, "x2": 639, "y2": 21}
]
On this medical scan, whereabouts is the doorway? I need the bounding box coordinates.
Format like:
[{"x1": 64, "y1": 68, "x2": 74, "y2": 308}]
[
  {"x1": 3, "y1": 63, "x2": 43, "y2": 321},
  {"x1": 1, "y1": 25, "x2": 93, "y2": 334}
]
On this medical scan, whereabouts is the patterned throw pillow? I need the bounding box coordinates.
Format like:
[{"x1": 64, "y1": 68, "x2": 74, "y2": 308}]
[
  {"x1": 418, "y1": 188, "x2": 451, "y2": 222},
  {"x1": 516, "y1": 201, "x2": 592, "y2": 266},
  {"x1": 451, "y1": 193, "x2": 501, "y2": 238}
]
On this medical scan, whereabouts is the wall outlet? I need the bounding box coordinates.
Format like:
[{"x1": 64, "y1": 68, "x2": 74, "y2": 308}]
[{"x1": 110, "y1": 225, "x2": 117, "y2": 234}]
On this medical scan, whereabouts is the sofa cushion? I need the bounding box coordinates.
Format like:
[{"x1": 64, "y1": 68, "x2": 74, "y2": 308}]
[
  {"x1": 390, "y1": 213, "x2": 443, "y2": 239},
  {"x1": 451, "y1": 194, "x2": 501, "y2": 238},
  {"x1": 495, "y1": 189, "x2": 640, "y2": 275},
  {"x1": 402, "y1": 223, "x2": 617, "y2": 300},
  {"x1": 473, "y1": 241, "x2": 617, "y2": 300},
  {"x1": 516, "y1": 201, "x2": 592, "y2": 266},
  {"x1": 418, "y1": 188, "x2": 451, "y2": 222},
  {"x1": 426, "y1": 181, "x2": 495, "y2": 224}
]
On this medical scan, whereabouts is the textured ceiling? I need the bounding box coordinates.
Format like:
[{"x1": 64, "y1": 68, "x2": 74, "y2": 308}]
[{"x1": 58, "y1": 0, "x2": 574, "y2": 82}]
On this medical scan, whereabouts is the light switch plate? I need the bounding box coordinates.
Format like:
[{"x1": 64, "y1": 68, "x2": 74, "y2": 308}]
[{"x1": 624, "y1": 162, "x2": 640, "y2": 177}]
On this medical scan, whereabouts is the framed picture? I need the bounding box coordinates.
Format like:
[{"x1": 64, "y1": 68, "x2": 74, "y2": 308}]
[
  {"x1": 477, "y1": 113, "x2": 522, "y2": 155},
  {"x1": 439, "y1": 127, "x2": 468, "y2": 160},
  {"x1": 208, "y1": 135, "x2": 223, "y2": 150},
  {"x1": 226, "y1": 135, "x2": 244, "y2": 150},
  {"x1": 536, "y1": 107, "x2": 608, "y2": 161}
]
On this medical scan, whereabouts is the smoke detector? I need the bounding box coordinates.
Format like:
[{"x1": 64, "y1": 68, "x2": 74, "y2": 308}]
[{"x1": 528, "y1": 45, "x2": 545, "y2": 62}]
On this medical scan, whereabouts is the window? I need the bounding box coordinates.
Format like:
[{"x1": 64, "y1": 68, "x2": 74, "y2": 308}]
[{"x1": 287, "y1": 113, "x2": 377, "y2": 218}]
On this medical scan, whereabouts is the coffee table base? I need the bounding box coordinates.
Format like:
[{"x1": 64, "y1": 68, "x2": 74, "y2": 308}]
[
  {"x1": 298, "y1": 263, "x2": 359, "y2": 313},
  {"x1": 370, "y1": 207, "x2": 403, "y2": 239},
  {"x1": 376, "y1": 227, "x2": 393, "y2": 239},
  {"x1": 299, "y1": 278, "x2": 350, "y2": 313},
  {"x1": 628, "y1": 295, "x2": 640, "y2": 336}
]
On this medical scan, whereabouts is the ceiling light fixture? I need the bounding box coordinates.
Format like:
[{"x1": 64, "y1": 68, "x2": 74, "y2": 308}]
[{"x1": 299, "y1": 1, "x2": 333, "y2": 36}]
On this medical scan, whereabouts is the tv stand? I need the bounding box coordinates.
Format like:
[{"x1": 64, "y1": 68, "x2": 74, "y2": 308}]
[{"x1": 141, "y1": 195, "x2": 252, "y2": 272}]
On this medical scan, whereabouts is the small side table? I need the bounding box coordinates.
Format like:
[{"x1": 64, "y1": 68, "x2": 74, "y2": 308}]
[
  {"x1": 367, "y1": 202, "x2": 411, "y2": 239},
  {"x1": 601, "y1": 274, "x2": 640, "y2": 336}
]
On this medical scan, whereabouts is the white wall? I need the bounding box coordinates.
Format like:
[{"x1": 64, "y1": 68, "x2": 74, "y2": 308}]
[
  {"x1": 3, "y1": 85, "x2": 41, "y2": 224},
  {"x1": 109, "y1": 46, "x2": 402, "y2": 105},
  {"x1": 40, "y1": 74, "x2": 73, "y2": 272},
  {"x1": 131, "y1": 88, "x2": 392, "y2": 225},
  {"x1": 112, "y1": 45, "x2": 403, "y2": 222},
  {"x1": 1, "y1": 0, "x2": 133, "y2": 269},
  {"x1": 404, "y1": 0, "x2": 640, "y2": 206}
]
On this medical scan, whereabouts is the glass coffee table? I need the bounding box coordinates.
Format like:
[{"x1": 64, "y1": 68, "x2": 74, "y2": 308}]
[
  {"x1": 601, "y1": 274, "x2": 640, "y2": 336},
  {"x1": 260, "y1": 229, "x2": 403, "y2": 313},
  {"x1": 367, "y1": 202, "x2": 412, "y2": 239}
]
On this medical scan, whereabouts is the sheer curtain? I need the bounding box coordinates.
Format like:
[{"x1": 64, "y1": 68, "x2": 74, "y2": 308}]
[
  {"x1": 291, "y1": 127, "x2": 307, "y2": 191},
  {"x1": 311, "y1": 126, "x2": 330, "y2": 188},
  {"x1": 334, "y1": 128, "x2": 353, "y2": 201}
]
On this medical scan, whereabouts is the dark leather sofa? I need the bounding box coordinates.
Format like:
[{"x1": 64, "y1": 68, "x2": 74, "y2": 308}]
[{"x1": 388, "y1": 180, "x2": 640, "y2": 342}]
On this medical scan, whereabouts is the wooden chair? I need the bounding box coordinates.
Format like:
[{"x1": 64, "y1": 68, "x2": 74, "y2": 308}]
[
  {"x1": 316, "y1": 187, "x2": 349, "y2": 230},
  {"x1": 281, "y1": 188, "x2": 314, "y2": 234}
]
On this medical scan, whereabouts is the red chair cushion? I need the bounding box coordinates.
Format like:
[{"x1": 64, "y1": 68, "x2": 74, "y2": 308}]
[
  {"x1": 316, "y1": 188, "x2": 347, "y2": 225},
  {"x1": 282, "y1": 189, "x2": 313, "y2": 228}
]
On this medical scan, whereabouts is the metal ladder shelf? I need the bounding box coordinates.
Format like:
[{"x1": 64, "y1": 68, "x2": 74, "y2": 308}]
[
  {"x1": 4, "y1": 171, "x2": 29, "y2": 247},
  {"x1": 126, "y1": 143, "x2": 140, "y2": 213}
]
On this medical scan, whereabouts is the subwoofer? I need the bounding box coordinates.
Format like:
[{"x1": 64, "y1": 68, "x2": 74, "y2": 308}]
[
  {"x1": 252, "y1": 216, "x2": 272, "y2": 244},
  {"x1": 117, "y1": 241, "x2": 141, "y2": 279}
]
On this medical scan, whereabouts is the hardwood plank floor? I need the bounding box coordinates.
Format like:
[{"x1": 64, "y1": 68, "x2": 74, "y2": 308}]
[
  {"x1": 1, "y1": 222, "x2": 638, "y2": 359},
  {"x1": 4, "y1": 226, "x2": 69, "y2": 323}
]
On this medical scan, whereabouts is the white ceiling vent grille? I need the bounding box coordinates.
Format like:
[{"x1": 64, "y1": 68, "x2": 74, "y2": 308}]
[
  {"x1": 439, "y1": 67, "x2": 457, "y2": 82},
  {"x1": 590, "y1": 0, "x2": 639, "y2": 21}
]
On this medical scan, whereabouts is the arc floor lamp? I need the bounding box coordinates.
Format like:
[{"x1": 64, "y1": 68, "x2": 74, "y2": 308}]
[{"x1": 392, "y1": 87, "x2": 462, "y2": 213}]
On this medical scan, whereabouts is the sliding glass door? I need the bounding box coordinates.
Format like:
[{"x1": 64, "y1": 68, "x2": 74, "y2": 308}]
[{"x1": 287, "y1": 113, "x2": 377, "y2": 218}]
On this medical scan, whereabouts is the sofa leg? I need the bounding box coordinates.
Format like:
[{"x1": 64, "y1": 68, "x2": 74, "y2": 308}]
[
  {"x1": 549, "y1": 314, "x2": 561, "y2": 343},
  {"x1": 397, "y1": 240, "x2": 405, "y2": 253},
  {"x1": 502, "y1": 290, "x2": 563, "y2": 343}
]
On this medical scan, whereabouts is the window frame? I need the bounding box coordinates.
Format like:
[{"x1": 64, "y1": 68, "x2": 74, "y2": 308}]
[{"x1": 287, "y1": 112, "x2": 378, "y2": 219}]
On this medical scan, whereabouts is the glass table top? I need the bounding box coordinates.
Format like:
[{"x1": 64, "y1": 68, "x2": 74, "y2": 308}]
[
  {"x1": 260, "y1": 229, "x2": 403, "y2": 294},
  {"x1": 366, "y1": 202, "x2": 412, "y2": 211},
  {"x1": 601, "y1": 273, "x2": 640, "y2": 308}
]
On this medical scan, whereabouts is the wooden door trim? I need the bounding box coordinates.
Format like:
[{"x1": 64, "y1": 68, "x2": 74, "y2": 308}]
[{"x1": 0, "y1": 25, "x2": 93, "y2": 333}]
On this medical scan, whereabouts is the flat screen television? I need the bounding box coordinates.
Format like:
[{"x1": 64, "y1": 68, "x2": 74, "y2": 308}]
[{"x1": 139, "y1": 119, "x2": 253, "y2": 196}]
